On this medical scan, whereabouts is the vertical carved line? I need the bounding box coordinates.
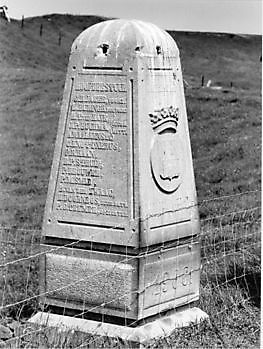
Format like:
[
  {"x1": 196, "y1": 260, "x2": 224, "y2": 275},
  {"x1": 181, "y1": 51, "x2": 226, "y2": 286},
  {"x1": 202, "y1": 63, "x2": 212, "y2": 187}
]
[
  {"x1": 52, "y1": 77, "x2": 74, "y2": 211},
  {"x1": 129, "y1": 79, "x2": 135, "y2": 220}
]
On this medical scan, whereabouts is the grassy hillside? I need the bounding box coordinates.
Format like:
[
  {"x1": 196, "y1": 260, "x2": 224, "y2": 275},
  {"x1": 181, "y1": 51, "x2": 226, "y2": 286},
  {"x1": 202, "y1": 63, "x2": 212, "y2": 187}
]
[{"x1": 0, "y1": 14, "x2": 261, "y2": 348}]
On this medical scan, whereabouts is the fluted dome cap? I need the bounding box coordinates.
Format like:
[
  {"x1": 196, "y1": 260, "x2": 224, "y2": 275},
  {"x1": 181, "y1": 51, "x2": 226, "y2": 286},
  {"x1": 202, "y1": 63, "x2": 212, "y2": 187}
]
[{"x1": 71, "y1": 19, "x2": 178, "y2": 59}]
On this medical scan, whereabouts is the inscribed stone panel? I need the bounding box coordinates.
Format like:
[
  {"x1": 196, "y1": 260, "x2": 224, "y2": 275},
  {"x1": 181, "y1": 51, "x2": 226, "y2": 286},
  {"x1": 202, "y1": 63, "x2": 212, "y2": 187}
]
[{"x1": 54, "y1": 73, "x2": 129, "y2": 224}]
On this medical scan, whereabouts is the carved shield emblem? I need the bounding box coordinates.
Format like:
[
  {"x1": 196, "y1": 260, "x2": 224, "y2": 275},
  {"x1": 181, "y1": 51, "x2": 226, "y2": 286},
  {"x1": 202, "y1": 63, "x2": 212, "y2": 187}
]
[
  {"x1": 160, "y1": 138, "x2": 180, "y2": 182},
  {"x1": 149, "y1": 106, "x2": 182, "y2": 193},
  {"x1": 151, "y1": 132, "x2": 182, "y2": 193}
]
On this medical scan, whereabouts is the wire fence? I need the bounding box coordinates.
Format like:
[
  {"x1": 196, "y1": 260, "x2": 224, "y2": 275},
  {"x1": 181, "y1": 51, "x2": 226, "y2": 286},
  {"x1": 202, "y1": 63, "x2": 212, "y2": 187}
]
[{"x1": 0, "y1": 190, "x2": 261, "y2": 348}]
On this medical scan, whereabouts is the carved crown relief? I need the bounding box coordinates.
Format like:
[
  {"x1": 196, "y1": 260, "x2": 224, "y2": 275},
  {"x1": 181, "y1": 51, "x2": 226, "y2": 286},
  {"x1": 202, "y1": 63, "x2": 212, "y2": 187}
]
[
  {"x1": 149, "y1": 106, "x2": 182, "y2": 194},
  {"x1": 149, "y1": 106, "x2": 179, "y2": 132}
]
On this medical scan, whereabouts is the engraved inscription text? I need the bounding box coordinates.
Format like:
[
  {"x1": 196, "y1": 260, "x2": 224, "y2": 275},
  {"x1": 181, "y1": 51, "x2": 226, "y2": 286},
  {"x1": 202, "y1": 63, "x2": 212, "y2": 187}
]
[{"x1": 54, "y1": 74, "x2": 129, "y2": 220}]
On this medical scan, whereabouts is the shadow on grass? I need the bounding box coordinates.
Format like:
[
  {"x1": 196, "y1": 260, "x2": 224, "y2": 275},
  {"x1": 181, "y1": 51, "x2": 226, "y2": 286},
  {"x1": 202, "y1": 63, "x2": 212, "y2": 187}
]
[
  {"x1": 201, "y1": 260, "x2": 261, "y2": 308},
  {"x1": 227, "y1": 264, "x2": 261, "y2": 308}
]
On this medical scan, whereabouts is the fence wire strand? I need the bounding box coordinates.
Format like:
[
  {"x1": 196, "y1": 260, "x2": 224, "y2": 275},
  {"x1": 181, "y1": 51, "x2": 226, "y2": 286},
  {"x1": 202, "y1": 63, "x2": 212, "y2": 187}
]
[{"x1": 0, "y1": 190, "x2": 261, "y2": 347}]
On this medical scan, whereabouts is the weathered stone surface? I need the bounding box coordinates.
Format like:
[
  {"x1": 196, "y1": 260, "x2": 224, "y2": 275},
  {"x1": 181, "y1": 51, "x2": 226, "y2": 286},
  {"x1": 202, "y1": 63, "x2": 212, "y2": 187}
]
[
  {"x1": 39, "y1": 19, "x2": 205, "y2": 324},
  {"x1": 29, "y1": 308, "x2": 209, "y2": 345},
  {"x1": 43, "y1": 241, "x2": 200, "y2": 320},
  {"x1": 42, "y1": 19, "x2": 199, "y2": 247},
  {"x1": 45, "y1": 252, "x2": 135, "y2": 310},
  {"x1": 139, "y1": 242, "x2": 200, "y2": 318}
]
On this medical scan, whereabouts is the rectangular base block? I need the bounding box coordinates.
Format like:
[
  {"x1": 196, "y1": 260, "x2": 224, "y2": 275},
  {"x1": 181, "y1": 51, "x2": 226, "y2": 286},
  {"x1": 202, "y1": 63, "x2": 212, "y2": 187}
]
[
  {"x1": 29, "y1": 308, "x2": 209, "y2": 345},
  {"x1": 41, "y1": 241, "x2": 200, "y2": 320}
]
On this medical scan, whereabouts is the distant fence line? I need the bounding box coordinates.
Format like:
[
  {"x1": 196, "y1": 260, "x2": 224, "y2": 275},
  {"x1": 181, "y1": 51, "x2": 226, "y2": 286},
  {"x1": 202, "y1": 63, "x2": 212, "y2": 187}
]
[
  {"x1": 0, "y1": 214, "x2": 260, "y2": 311},
  {"x1": 19, "y1": 15, "x2": 63, "y2": 45}
]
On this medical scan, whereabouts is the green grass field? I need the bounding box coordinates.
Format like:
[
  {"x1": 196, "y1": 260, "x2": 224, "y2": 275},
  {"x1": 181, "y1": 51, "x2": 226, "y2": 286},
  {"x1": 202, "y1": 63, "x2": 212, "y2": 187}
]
[{"x1": 0, "y1": 15, "x2": 261, "y2": 348}]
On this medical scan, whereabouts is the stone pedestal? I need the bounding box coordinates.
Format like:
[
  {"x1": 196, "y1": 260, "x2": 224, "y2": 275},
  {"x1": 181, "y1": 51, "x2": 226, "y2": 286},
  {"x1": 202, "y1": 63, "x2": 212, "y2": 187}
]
[
  {"x1": 29, "y1": 307, "x2": 209, "y2": 346},
  {"x1": 35, "y1": 19, "x2": 208, "y2": 338}
]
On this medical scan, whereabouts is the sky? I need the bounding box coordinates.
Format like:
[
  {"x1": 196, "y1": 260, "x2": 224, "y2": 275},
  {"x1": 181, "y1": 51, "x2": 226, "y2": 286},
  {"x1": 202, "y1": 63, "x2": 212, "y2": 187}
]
[{"x1": 3, "y1": 0, "x2": 262, "y2": 34}]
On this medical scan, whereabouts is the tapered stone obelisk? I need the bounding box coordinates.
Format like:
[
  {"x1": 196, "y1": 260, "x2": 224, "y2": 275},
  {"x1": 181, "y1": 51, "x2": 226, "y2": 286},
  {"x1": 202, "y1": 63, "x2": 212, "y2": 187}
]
[{"x1": 30, "y1": 19, "x2": 208, "y2": 344}]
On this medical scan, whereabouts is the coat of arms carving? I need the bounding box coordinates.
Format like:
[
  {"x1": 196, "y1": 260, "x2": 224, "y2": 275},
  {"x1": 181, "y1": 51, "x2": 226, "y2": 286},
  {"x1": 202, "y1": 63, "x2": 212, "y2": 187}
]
[{"x1": 149, "y1": 106, "x2": 182, "y2": 193}]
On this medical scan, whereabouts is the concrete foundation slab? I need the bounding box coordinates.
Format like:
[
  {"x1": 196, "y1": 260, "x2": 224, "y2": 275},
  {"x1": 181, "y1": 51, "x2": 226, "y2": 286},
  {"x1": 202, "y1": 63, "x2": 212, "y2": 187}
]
[{"x1": 29, "y1": 307, "x2": 209, "y2": 345}]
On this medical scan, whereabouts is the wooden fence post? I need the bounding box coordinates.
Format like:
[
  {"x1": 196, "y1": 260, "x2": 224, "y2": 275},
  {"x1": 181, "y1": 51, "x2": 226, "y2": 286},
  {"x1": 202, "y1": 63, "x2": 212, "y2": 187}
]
[{"x1": 201, "y1": 75, "x2": 204, "y2": 87}]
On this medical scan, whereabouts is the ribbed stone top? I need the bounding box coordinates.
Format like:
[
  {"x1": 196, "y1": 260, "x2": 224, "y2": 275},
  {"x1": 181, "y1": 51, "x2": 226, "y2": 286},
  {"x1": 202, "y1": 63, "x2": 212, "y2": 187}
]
[{"x1": 71, "y1": 19, "x2": 178, "y2": 60}]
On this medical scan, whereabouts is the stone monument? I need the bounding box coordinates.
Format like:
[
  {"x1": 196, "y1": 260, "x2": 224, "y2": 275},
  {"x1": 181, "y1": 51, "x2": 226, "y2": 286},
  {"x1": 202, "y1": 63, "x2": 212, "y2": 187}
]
[{"x1": 30, "y1": 19, "x2": 208, "y2": 344}]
